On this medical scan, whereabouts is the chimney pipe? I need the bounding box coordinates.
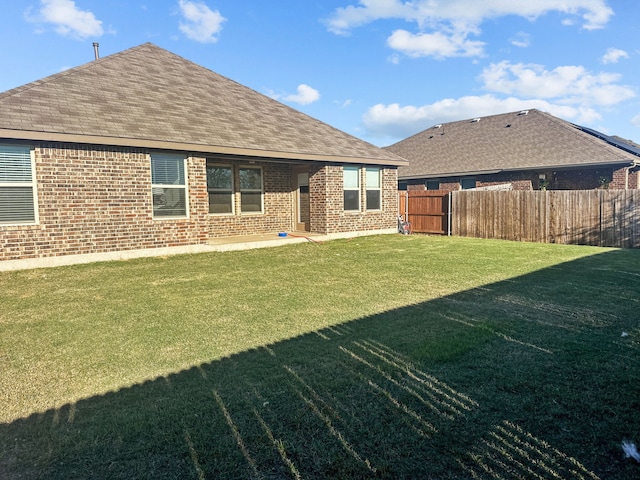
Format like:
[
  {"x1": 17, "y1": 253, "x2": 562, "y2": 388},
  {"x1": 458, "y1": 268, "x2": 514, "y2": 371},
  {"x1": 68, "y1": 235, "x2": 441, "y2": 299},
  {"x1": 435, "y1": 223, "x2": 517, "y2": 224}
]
[{"x1": 93, "y1": 42, "x2": 99, "y2": 60}]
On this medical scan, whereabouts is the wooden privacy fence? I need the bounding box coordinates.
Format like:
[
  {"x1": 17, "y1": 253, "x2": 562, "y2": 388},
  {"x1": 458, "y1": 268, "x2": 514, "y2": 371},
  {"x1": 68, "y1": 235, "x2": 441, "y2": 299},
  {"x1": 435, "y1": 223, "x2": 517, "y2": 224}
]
[
  {"x1": 399, "y1": 191, "x2": 450, "y2": 235},
  {"x1": 450, "y1": 189, "x2": 640, "y2": 248}
]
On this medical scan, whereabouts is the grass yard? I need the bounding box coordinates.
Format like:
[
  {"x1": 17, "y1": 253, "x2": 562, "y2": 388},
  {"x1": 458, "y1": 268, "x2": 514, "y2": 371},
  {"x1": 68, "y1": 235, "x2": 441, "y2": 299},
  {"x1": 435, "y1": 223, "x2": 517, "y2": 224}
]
[{"x1": 1, "y1": 235, "x2": 639, "y2": 479}]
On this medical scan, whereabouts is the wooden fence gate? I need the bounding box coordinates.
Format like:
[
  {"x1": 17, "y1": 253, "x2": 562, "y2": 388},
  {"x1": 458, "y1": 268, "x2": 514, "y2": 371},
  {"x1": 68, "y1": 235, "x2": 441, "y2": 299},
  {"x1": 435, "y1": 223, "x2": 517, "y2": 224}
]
[
  {"x1": 399, "y1": 189, "x2": 639, "y2": 248},
  {"x1": 399, "y1": 190, "x2": 450, "y2": 234}
]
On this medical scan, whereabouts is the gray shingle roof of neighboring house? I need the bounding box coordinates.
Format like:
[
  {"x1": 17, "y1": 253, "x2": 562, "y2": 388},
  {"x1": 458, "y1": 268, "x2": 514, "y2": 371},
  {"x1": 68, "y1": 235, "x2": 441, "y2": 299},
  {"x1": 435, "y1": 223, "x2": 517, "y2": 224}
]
[
  {"x1": 0, "y1": 43, "x2": 406, "y2": 166},
  {"x1": 385, "y1": 109, "x2": 638, "y2": 179}
]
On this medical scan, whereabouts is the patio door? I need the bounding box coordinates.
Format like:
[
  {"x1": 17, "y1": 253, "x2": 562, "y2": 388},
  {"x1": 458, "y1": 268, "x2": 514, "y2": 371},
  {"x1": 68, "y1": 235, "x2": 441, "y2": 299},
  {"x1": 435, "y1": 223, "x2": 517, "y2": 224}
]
[{"x1": 295, "y1": 169, "x2": 310, "y2": 232}]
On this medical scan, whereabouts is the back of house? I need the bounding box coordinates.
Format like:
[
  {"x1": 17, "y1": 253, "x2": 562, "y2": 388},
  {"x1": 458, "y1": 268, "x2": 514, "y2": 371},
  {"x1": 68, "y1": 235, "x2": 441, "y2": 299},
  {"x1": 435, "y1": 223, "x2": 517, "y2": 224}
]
[{"x1": 0, "y1": 43, "x2": 407, "y2": 269}]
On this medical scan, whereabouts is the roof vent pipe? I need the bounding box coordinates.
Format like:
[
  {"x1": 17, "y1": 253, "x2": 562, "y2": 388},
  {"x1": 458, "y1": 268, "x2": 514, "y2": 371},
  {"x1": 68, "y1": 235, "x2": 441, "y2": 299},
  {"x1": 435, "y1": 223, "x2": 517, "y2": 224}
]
[{"x1": 93, "y1": 42, "x2": 99, "y2": 60}]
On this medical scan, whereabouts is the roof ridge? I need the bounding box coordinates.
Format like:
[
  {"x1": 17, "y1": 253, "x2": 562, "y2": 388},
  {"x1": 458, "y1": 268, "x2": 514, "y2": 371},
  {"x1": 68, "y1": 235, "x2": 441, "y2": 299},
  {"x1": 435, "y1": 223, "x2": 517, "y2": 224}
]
[
  {"x1": 0, "y1": 43, "x2": 155, "y2": 101},
  {"x1": 537, "y1": 110, "x2": 636, "y2": 158}
]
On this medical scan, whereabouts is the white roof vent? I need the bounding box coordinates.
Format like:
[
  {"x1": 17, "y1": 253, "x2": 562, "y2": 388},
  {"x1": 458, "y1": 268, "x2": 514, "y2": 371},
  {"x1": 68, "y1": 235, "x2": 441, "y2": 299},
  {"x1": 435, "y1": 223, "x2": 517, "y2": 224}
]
[
  {"x1": 434, "y1": 124, "x2": 442, "y2": 128},
  {"x1": 471, "y1": 118, "x2": 480, "y2": 123},
  {"x1": 518, "y1": 110, "x2": 529, "y2": 116}
]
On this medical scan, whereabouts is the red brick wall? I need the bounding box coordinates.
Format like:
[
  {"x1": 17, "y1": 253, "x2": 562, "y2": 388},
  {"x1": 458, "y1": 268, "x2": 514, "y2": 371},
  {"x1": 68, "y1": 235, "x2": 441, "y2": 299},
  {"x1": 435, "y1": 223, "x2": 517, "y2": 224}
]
[
  {"x1": 206, "y1": 160, "x2": 295, "y2": 237},
  {"x1": 1, "y1": 144, "x2": 209, "y2": 262},
  {"x1": 1, "y1": 143, "x2": 400, "y2": 262},
  {"x1": 310, "y1": 165, "x2": 397, "y2": 234}
]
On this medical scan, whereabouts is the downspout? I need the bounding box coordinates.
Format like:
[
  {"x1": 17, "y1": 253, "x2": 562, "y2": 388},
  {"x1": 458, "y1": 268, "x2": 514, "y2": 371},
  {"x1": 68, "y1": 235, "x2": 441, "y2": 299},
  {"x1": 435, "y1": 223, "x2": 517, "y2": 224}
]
[
  {"x1": 624, "y1": 166, "x2": 629, "y2": 190},
  {"x1": 630, "y1": 160, "x2": 639, "y2": 189},
  {"x1": 624, "y1": 160, "x2": 638, "y2": 189}
]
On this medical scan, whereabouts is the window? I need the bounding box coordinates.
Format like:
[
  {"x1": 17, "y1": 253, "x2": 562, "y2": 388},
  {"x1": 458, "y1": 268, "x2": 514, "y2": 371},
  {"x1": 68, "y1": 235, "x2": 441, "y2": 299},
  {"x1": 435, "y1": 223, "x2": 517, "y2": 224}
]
[
  {"x1": 151, "y1": 153, "x2": 188, "y2": 218},
  {"x1": 343, "y1": 166, "x2": 360, "y2": 211},
  {"x1": 207, "y1": 165, "x2": 233, "y2": 214},
  {"x1": 0, "y1": 145, "x2": 37, "y2": 225},
  {"x1": 239, "y1": 167, "x2": 263, "y2": 213},
  {"x1": 461, "y1": 177, "x2": 476, "y2": 190},
  {"x1": 426, "y1": 179, "x2": 440, "y2": 190},
  {"x1": 366, "y1": 167, "x2": 381, "y2": 210}
]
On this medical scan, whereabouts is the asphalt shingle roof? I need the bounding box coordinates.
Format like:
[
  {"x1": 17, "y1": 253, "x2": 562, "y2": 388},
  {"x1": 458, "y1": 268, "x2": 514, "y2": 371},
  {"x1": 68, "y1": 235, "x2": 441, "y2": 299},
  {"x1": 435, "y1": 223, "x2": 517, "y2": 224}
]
[
  {"x1": 385, "y1": 109, "x2": 638, "y2": 179},
  {"x1": 0, "y1": 43, "x2": 406, "y2": 166}
]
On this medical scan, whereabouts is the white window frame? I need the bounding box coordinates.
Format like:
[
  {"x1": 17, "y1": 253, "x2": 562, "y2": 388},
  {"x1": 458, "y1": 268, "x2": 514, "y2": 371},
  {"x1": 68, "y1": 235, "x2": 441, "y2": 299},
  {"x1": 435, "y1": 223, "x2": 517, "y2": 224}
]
[
  {"x1": 151, "y1": 153, "x2": 189, "y2": 219},
  {"x1": 343, "y1": 166, "x2": 361, "y2": 212},
  {"x1": 206, "y1": 163, "x2": 234, "y2": 215},
  {"x1": 239, "y1": 166, "x2": 263, "y2": 214},
  {"x1": 365, "y1": 167, "x2": 382, "y2": 211},
  {"x1": 0, "y1": 144, "x2": 38, "y2": 225}
]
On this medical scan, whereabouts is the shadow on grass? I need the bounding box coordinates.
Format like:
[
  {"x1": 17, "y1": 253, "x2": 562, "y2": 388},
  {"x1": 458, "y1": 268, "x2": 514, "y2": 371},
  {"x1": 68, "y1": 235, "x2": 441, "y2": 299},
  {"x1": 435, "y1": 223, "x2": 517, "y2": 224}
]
[{"x1": 2, "y1": 250, "x2": 640, "y2": 479}]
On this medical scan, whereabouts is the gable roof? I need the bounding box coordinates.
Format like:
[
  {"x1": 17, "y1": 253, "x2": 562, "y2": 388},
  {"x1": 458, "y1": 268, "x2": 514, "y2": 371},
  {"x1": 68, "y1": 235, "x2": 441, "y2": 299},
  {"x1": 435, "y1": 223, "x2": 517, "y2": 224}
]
[
  {"x1": 385, "y1": 109, "x2": 638, "y2": 179},
  {"x1": 0, "y1": 43, "x2": 406, "y2": 166}
]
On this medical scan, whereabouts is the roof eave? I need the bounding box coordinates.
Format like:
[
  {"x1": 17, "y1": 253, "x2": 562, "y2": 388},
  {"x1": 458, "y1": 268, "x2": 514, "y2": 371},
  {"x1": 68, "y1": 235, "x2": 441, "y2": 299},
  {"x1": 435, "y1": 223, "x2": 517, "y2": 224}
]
[
  {"x1": 0, "y1": 129, "x2": 408, "y2": 167},
  {"x1": 399, "y1": 169, "x2": 502, "y2": 180},
  {"x1": 399, "y1": 159, "x2": 637, "y2": 180}
]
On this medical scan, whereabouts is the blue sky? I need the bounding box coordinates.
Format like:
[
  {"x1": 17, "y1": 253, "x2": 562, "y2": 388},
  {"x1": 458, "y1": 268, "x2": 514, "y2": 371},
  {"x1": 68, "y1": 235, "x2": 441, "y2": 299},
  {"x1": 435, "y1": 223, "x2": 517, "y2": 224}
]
[{"x1": 1, "y1": 0, "x2": 639, "y2": 147}]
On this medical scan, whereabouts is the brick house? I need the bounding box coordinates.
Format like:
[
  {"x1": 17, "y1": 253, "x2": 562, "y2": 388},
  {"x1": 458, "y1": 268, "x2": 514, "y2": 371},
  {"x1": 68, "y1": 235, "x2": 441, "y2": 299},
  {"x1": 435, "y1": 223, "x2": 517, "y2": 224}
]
[
  {"x1": 0, "y1": 43, "x2": 407, "y2": 267},
  {"x1": 386, "y1": 109, "x2": 639, "y2": 192}
]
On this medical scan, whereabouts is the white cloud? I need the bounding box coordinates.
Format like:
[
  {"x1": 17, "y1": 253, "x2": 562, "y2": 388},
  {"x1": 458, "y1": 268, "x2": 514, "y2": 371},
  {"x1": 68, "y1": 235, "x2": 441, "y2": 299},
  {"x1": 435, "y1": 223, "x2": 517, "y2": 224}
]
[
  {"x1": 325, "y1": 0, "x2": 613, "y2": 58},
  {"x1": 602, "y1": 48, "x2": 629, "y2": 64},
  {"x1": 479, "y1": 61, "x2": 635, "y2": 106},
  {"x1": 178, "y1": 0, "x2": 226, "y2": 43},
  {"x1": 510, "y1": 32, "x2": 531, "y2": 48},
  {"x1": 387, "y1": 29, "x2": 485, "y2": 59},
  {"x1": 362, "y1": 95, "x2": 601, "y2": 141},
  {"x1": 334, "y1": 99, "x2": 353, "y2": 108},
  {"x1": 632, "y1": 114, "x2": 640, "y2": 127},
  {"x1": 283, "y1": 84, "x2": 321, "y2": 105},
  {"x1": 26, "y1": 0, "x2": 103, "y2": 39}
]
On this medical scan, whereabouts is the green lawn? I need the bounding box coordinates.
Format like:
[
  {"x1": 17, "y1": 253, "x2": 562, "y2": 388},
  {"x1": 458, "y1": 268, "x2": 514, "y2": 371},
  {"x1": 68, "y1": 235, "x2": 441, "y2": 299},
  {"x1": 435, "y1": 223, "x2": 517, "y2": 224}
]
[{"x1": 1, "y1": 235, "x2": 639, "y2": 479}]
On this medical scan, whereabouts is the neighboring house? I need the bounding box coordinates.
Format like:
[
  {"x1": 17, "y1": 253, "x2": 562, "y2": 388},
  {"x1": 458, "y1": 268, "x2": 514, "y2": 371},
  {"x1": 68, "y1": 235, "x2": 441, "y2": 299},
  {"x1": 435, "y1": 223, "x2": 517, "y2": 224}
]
[
  {"x1": 385, "y1": 109, "x2": 640, "y2": 192},
  {"x1": 0, "y1": 43, "x2": 407, "y2": 266}
]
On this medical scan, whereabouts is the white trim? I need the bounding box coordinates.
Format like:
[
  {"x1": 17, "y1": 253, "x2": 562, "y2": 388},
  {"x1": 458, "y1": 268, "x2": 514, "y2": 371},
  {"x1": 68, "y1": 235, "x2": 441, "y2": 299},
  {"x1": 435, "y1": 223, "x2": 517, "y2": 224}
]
[
  {"x1": 0, "y1": 144, "x2": 39, "y2": 226},
  {"x1": 239, "y1": 165, "x2": 264, "y2": 214},
  {"x1": 365, "y1": 166, "x2": 382, "y2": 211},
  {"x1": 343, "y1": 165, "x2": 361, "y2": 212},
  {"x1": 150, "y1": 153, "x2": 189, "y2": 219},
  {"x1": 206, "y1": 163, "x2": 235, "y2": 215}
]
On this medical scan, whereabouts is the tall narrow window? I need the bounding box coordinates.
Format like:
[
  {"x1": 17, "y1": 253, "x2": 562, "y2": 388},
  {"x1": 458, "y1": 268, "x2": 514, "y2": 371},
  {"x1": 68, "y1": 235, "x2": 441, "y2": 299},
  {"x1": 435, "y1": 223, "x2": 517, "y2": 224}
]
[
  {"x1": 0, "y1": 145, "x2": 37, "y2": 225},
  {"x1": 239, "y1": 167, "x2": 263, "y2": 213},
  {"x1": 343, "y1": 166, "x2": 360, "y2": 211},
  {"x1": 207, "y1": 165, "x2": 233, "y2": 214},
  {"x1": 151, "y1": 153, "x2": 188, "y2": 218},
  {"x1": 366, "y1": 167, "x2": 381, "y2": 210}
]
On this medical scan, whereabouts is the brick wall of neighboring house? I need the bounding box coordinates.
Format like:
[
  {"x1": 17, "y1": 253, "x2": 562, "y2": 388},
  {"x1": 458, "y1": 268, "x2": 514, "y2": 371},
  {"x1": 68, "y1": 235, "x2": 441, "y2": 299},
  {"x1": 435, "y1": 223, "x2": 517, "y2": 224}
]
[
  {"x1": 403, "y1": 165, "x2": 639, "y2": 192},
  {"x1": 0, "y1": 144, "x2": 209, "y2": 262},
  {"x1": 310, "y1": 165, "x2": 397, "y2": 234}
]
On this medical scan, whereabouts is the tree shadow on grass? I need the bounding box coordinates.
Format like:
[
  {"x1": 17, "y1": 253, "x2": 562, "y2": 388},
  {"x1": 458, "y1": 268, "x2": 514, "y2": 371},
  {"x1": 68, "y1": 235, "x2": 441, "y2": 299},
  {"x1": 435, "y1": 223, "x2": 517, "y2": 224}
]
[{"x1": 2, "y1": 250, "x2": 640, "y2": 479}]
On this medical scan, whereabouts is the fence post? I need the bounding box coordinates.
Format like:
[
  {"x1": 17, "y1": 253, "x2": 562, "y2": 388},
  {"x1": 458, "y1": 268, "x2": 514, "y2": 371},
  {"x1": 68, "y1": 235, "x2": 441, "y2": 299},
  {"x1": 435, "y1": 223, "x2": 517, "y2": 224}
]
[{"x1": 448, "y1": 191, "x2": 452, "y2": 236}]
